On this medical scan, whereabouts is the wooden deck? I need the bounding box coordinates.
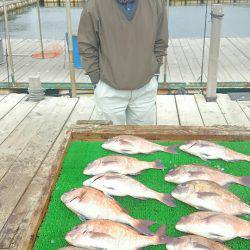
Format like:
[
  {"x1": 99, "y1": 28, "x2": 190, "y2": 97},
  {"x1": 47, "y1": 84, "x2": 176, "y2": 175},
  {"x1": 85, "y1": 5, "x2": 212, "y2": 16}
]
[
  {"x1": 0, "y1": 37, "x2": 249, "y2": 86},
  {"x1": 0, "y1": 93, "x2": 249, "y2": 249}
]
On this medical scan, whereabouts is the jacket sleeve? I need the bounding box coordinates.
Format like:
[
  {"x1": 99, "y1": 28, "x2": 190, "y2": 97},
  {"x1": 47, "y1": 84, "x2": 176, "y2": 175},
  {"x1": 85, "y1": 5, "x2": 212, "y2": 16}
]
[
  {"x1": 77, "y1": 1, "x2": 100, "y2": 83},
  {"x1": 154, "y1": 0, "x2": 169, "y2": 71}
]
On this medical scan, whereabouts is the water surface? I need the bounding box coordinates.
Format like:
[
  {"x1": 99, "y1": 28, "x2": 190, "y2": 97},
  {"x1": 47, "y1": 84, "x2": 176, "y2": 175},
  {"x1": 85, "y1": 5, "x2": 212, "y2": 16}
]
[{"x1": 0, "y1": 4, "x2": 249, "y2": 39}]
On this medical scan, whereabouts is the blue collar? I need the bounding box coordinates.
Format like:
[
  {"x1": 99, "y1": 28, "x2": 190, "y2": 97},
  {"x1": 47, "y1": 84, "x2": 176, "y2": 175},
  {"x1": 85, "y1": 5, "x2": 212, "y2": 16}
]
[{"x1": 117, "y1": 0, "x2": 138, "y2": 22}]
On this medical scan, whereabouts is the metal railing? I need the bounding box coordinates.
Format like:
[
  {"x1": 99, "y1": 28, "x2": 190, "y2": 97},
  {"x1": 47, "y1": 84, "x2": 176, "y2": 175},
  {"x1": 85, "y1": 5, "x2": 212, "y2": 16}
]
[{"x1": 166, "y1": 0, "x2": 250, "y2": 5}]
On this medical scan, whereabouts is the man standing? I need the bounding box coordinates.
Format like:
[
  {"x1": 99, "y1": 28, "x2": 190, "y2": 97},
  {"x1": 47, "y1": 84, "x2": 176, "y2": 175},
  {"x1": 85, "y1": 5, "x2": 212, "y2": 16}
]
[{"x1": 78, "y1": 0, "x2": 168, "y2": 125}]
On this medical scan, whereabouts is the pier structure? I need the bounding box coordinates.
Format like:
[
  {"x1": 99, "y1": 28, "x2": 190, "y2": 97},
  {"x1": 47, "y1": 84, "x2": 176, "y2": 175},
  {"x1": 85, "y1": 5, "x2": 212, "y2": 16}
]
[
  {"x1": 0, "y1": 37, "x2": 249, "y2": 92},
  {"x1": 0, "y1": 0, "x2": 37, "y2": 15}
]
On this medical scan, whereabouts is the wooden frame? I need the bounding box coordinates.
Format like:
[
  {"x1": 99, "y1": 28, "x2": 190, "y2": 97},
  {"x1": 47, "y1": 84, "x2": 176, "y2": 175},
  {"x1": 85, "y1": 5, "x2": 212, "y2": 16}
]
[{"x1": 18, "y1": 122, "x2": 250, "y2": 249}]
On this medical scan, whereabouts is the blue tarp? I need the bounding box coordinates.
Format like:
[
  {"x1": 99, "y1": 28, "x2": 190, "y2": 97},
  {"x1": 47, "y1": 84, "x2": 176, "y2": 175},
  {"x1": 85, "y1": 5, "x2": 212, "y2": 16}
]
[{"x1": 65, "y1": 33, "x2": 83, "y2": 69}]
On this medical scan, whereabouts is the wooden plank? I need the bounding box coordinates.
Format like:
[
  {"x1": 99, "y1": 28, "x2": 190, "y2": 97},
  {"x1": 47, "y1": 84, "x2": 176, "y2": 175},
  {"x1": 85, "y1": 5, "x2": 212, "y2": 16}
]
[
  {"x1": 221, "y1": 38, "x2": 250, "y2": 81},
  {"x1": 0, "y1": 99, "x2": 37, "y2": 145},
  {"x1": 0, "y1": 97, "x2": 59, "y2": 181},
  {"x1": 171, "y1": 39, "x2": 195, "y2": 82},
  {"x1": 217, "y1": 39, "x2": 247, "y2": 82},
  {"x1": 167, "y1": 39, "x2": 183, "y2": 82},
  {"x1": 90, "y1": 107, "x2": 100, "y2": 120},
  {"x1": 0, "y1": 97, "x2": 77, "y2": 235},
  {"x1": 216, "y1": 94, "x2": 249, "y2": 127},
  {"x1": 229, "y1": 37, "x2": 250, "y2": 60},
  {"x1": 156, "y1": 95, "x2": 179, "y2": 125},
  {"x1": 4, "y1": 96, "x2": 94, "y2": 249},
  {"x1": 179, "y1": 39, "x2": 204, "y2": 82},
  {"x1": 175, "y1": 95, "x2": 204, "y2": 126},
  {"x1": 194, "y1": 94, "x2": 227, "y2": 126},
  {"x1": 71, "y1": 123, "x2": 250, "y2": 141},
  {"x1": 237, "y1": 101, "x2": 250, "y2": 121},
  {"x1": 0, "y1": 95, "x2": 6, "y2": 102},
  {"x1": 187, "y1": 38, "x2": 209, "y2": 80},
  {"x1": 0, "y1": 93, "x2": 26, "y2": 120}
]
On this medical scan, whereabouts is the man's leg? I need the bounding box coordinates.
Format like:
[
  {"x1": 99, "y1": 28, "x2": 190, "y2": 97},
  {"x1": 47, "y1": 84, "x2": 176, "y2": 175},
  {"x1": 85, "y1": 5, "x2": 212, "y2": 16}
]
[
  {"x1": 126, "y1": 77, "x2": 158, "y2": 125},
  {"x1": 94, "y1": 81, "x2": 129, "y2": 125}
]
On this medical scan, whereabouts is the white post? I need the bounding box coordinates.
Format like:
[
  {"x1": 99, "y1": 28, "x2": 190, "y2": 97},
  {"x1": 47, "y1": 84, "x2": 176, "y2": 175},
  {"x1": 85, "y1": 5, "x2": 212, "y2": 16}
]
[
  {"x1": 65, "y1": 0, "x2": 77, "y2": 98},
  {"x1": 3, "y1": 0, "x2": 15, "y2": 83},
  {"x1": 163, "y1": 0, "x2": 170, "y2": 82},
  {"x1": 37, "y1": 0, "x2": 44, "y2": 58},
  {"x1": 206, "y1": 4, "x2": 224, "y2": 102}
]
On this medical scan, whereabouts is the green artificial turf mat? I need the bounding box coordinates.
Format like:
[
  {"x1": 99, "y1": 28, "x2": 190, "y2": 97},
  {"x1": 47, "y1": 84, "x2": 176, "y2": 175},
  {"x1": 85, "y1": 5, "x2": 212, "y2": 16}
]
[{"x1": 35, "y1": 140, "x2": 250, "y2": 250}]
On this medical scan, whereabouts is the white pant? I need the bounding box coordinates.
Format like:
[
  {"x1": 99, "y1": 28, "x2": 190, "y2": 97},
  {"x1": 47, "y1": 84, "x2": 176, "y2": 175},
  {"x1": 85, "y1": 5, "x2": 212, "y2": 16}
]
[{"x1": 94, "y1": 77, "x2": 158, "y2": 125}]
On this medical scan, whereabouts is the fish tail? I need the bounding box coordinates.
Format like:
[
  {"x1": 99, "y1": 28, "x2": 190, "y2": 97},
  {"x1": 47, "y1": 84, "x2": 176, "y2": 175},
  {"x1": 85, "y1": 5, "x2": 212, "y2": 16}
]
[
  {"x1": 153, "y1": 160, "x2": 165, "y2": 170},
  {"x1": 243, "y1": 155, "x2": 250, "y2": 162},
  {"x1": 133, "y1": 219, "x2": 155, "y2": 235},
  {"x1": 162, "y1": 145, "x2": 177, "y2": 154},
  {"x1": 243, "y1": 204, "x2": 250, "y2": 215},
  {"x1": 237, "y1": 176, "x2": 250, "y2": 187},
  {"x1": 242, "y1": 235, "x2": 250, "y2": 240},
  {"x1": 154, "y1": 225, "x2": 172, "y2": 244},
  {"x1": 158, "y1": 193, "x2": 176, "y2": 207}
]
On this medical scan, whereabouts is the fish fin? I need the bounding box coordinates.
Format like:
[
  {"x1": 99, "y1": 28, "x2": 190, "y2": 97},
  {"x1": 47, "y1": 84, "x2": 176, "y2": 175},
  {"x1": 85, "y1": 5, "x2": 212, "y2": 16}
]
[
  {"x1": 195, "y1": 205, "x2": 208, "y2": 211},
  {"x1": 197, "y1": 192, "x2": 220, "y2": 199},
  {"x1": 238, "y1": 176, "x2": 250, "y2": 187},
  {"x1": 222, "y1": 183, "x2": 231, "y2": 189},
  {"x1": 162, "y1": 145, "x2": 177, "y2": 154},
  {"x1": 199, "y1": 155, "x2": 209, "y2": 161},
  {"x1": 156, "y1": 225, "x2": 166, "y2": 237},
  {"x1": 89, "y1": 232, "x2": 113, "y2": 240},
  {"x1": 103, "y1": 185, "x2": 115, "y2": 191},
  {"x1": 77, "y1": 214, "x2": 86, "y2": 222},
  {"x1": 242, "y1": 235, "x2": 250, "y2": 239},
  {"x1": 159, "y1": 194, "x2": 176, "y2": 207},
  {"x1": 136, "y1": 196, "x2": 147, "y2": 200},
  {"x1": 78, "y1": 189, "x2": 88, "y2": 201},
  {"x1": 193, "y1": 243, "x2": 212, "y2": 250},
  {"x1": 208, "y1": 233, "x2": 225, "y2": 241},
  {"x1": 133, "y1": 219, "x2": 155, "y2": 235},
  {"x1": 119, "y1": 139, "x2": 134, "y2": 146},
  {"x1": 225, "y1": 159, "x2": 237, "y2": 163},
  {"x1": 120, "y1": 149, "x2": 135, "y2": 154},
  {"x1": 120, "y1": 206, "x2": 130, "y2": 214},
  {"x1": 188, "y1": 170, "x2": 205, "y2": 177},
  {"x1": 102, "y1": 160, "x2": 117, "y2": 165},
  {"x1": 103, "y1": 174, "x2": 123, "y2": 180},
  {"x1": 203, "y1": 214, "x2": 218, "y2": 223},
  {"x1": 155, "y1": 225, "x2": 171, "y2": 244},
  {"x1": 154, "y1": 160, "x2": 165, "y2": 170}
]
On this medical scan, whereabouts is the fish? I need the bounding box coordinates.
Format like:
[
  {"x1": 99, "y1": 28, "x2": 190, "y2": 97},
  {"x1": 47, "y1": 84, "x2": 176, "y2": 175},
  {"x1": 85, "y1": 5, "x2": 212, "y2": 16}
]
[
  {"x1": 165, "y1": 235, "x2": 231, "y2": 250},
  {"x1": 83, "y1": 173, "x2": 175, "y2": 207},
  {"x1": 65, "y1": 220, "x2": 168, "y2": 250},
  {"x1": 179, "y1": 140, "x2": 250, "y2": 162},
  {"x1": 176, "y1": 211, "x2": 250, "y2": 241},
  {"x1": 59, "y1": 247, "x2": 90, "y2": 250},
  {"x1": 61, "y1": 187, "x2": 155, "y2": 235},
  {"x1": 171, "y1": 180, "x2": 250, "y2": 215},
  {"x1": 84, "y1": 155, "x2": 164, "y2": 175},
  {"x1": 165, "y1": 164, "x2": 250, "y2": 187},
  {"x1": 102, "y1": 135, "x2": 176, "y2": 155}
]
